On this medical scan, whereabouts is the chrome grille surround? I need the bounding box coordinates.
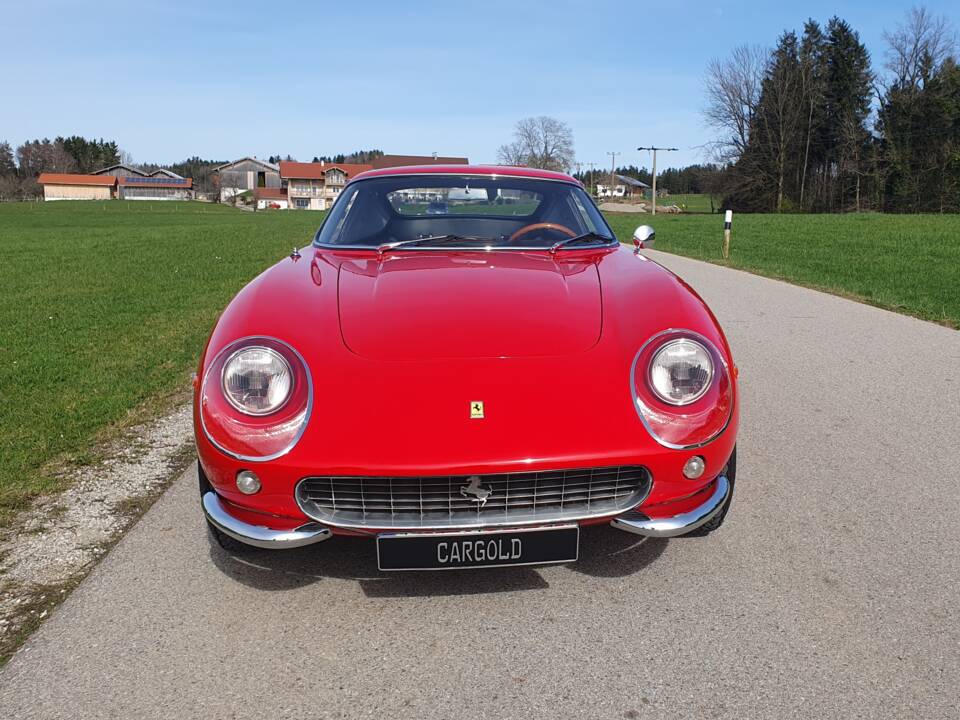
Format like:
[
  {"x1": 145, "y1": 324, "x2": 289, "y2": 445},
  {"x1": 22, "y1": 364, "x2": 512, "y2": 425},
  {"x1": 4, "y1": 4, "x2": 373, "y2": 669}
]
[{"x1": 295, "y1": 466, "x2": 652, "y2": 530}]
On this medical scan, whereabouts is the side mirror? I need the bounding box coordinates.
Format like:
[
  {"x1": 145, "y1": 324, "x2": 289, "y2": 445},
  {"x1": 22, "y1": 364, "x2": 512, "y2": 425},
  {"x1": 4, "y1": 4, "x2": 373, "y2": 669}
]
[{"x1": 633, "y1": 225, "x2": 655, "y2": 249}]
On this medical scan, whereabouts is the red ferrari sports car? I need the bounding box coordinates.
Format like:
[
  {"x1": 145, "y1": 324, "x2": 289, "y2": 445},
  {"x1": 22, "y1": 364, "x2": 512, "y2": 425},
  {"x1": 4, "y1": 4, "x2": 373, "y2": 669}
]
[{"x1": 195, "y1": 165, "x2": 738, "y2": 570}]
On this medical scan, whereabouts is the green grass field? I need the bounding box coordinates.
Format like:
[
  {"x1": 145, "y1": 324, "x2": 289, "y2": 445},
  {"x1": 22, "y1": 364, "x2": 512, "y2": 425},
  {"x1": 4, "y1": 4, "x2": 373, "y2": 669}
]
[
  {"x1": 655, "y1": 194, "x2": 716, "y2": 213},
  {"x1": 0, "y1": 201, "x2": 323, "y2": 522},
  {"x1": 604, "y1": 212, "x2": 960, "y2": 328},
  {"x1": 0, "y1": 200, "x2": 958, "y2": 524}
]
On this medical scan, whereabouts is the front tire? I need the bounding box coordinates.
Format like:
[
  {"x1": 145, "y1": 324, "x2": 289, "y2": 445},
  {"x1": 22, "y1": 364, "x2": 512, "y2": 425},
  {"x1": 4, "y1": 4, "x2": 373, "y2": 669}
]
[
  {"x1": 684, "y1": 446, "x2": 736, "y2": 537},
  {"x1": 198, "y1": 461, "x2": 255, "y2": 553}
]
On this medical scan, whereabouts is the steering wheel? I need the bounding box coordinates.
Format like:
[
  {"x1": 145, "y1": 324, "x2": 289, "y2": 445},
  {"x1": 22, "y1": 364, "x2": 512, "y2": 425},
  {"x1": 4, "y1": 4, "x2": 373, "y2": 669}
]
[{"x1": 508, "y1": 222, "x2": 577, "y2": 243}]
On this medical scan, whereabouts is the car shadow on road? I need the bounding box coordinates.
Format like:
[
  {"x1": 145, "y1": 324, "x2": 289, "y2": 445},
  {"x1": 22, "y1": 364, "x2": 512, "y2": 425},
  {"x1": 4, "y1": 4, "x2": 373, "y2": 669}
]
[
  {"x1": 207, "y1": 524, "x2": 668, "y2": 597},
  {"x1": 570, "y1": 526, "x2": 667, "y2": 578}
]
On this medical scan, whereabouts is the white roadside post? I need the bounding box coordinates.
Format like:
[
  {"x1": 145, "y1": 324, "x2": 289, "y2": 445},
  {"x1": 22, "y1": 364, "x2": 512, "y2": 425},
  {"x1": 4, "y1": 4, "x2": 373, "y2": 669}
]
[{"x1": 723, "y1": 210, "x2": 733, "y2": 259}]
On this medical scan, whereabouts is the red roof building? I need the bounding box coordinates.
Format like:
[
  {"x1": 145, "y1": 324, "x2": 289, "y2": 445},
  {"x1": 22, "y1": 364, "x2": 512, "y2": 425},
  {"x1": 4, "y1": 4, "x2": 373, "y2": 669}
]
[
  {"x1": 38, "y1": 173, "x2": 116, "y2": 186},
  {"x1": 254, "y1": 186, "x2": 289, "y2": 209},
  {"x1": 37, "y1": 173, "x2": 116, "y2": 201},
  {"x1": 279, "y1": 161, "x2": 373, "y2": 210},
  {"x1": 279, "y1": 161, "x2": 372, "y2": 180},
  {"x1": 254, "y1": 187, "x2": 288, "y2": 200}
]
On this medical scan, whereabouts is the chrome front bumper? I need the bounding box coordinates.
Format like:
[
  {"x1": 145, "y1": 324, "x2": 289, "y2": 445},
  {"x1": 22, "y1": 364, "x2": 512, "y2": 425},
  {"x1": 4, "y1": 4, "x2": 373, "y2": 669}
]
[
  {"x1": 203, "y1": 472, "x2": 728, "y2": 549},
  {"x1": 610, "y1": 474, "x2": 730, "y2": 538},
  {"x1": 202, "y1": 491, "x2": 332, "y2": 549}
]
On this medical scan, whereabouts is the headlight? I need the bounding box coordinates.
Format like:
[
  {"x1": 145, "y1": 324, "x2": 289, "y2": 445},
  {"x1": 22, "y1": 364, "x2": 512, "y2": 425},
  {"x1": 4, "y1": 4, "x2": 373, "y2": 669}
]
[
  {"x1": 648, "y1": 338, "x2": 714, "y2": 405},
  {"x1": 199, "y1": 337, "x2": 312, "y2": 461},
  {"x1": 221, "y1": 346, "x2": 293, "y2": 415},
  {"x1": 631, "y1": 330, "x2": 733, "y2": 449}
]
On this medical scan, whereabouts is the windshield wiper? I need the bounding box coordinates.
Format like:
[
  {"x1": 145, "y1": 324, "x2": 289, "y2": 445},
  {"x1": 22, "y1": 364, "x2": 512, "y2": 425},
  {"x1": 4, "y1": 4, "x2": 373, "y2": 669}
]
[
  {"x1": 548, "y1": 232, "x2": 616, "y2": 253},
  {"x1": 376, "y1": 234, "x2": 495, "y2": 255}
]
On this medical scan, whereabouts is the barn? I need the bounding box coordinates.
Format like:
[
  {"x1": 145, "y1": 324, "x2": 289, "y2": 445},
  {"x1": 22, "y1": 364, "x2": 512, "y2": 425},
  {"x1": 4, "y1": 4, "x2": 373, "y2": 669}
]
[
  {"x1": 148, "y1": 169, "x2": 184, "y2": 179},
  {"x1": 93, "y1": 164, "x2": 147, "y2": 178},
  {"x1": 118, "y1": 176, "x2": 193, "y2": 201},
  {"x1": 214, "y1": 158, "x2": 281, "y2": 202},
  {"x1": 37, "y1": 173, "x2": 116, "y2": 201}
]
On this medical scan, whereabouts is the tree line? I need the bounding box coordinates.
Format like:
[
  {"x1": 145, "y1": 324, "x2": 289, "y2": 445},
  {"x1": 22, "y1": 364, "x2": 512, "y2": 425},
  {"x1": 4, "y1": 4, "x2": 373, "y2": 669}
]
[
  {"x1": 0, "y1": 136, "x2": 123, "y2": 199},
  {"x1": 705, "y1": 6, "x2": 960, "y2": 213},
  {"x1": 0, "y1": 135, "x2": 233, "y2": 198},
  {"x1": 265, "y1": 150, "x2": 385, "y2": 164}
]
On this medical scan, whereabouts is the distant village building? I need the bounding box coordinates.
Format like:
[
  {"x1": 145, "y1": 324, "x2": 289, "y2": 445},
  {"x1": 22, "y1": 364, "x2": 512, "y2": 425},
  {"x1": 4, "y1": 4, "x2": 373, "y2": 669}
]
[
  {"x1": 37, "y1": 173, "x2": 117, "y2": 200},
  {"x1": 92, "y1": 164, "x2": 147, "y2": 178},
  {"x1": 280, "y1": 161, "x2": 372, "y2": 210},
  {"x1": 148, "y1": 168, "x2": 184, "y2": 179},
  {"x1": 38, "y1": 171, "x2": 194, "y2": 201},
  {"x1": 213, "y1": 158, "x2": 281, "y2": 202},
  {"x1": 118, "y1": 175, "x2": 193, "y2": 201},
  {"x1": 370, "y1": 154, "x2": 468, "y2": 169},
  {"x1": 597, "y1": 174, "x2": 650, "y2": 199},
  {"x1": 254, "y1": 187, "x2": 289, "y2": 210}
]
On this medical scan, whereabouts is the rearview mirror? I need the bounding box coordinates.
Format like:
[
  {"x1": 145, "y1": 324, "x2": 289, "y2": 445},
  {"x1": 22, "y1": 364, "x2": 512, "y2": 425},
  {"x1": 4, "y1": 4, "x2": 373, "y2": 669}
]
[{"x1": 633, "y1": 225, "x2": 655, "y2": 249}]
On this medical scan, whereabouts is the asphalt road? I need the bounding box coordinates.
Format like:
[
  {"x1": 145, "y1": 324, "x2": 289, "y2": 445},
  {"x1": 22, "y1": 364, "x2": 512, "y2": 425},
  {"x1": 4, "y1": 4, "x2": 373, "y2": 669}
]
[{"x1": 3, "y1": 251, "x2": 959, "y2": 719}]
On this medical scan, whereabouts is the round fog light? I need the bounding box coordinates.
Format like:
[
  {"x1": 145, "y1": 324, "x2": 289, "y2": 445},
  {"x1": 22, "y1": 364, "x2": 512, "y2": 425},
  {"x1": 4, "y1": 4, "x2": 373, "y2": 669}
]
[
  {"x1": 236, "y1": 470, "x2": 261, "y2": 495},
  {"x1": 683, "y1": 456, "x2": 706, "y2": 480}
]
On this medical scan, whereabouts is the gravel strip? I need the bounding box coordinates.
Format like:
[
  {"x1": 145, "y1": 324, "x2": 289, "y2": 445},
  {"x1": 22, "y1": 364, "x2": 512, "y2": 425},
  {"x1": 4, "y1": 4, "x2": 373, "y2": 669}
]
[{"x1": 0, "y1": 404, "x2": 193, "y2": 661}]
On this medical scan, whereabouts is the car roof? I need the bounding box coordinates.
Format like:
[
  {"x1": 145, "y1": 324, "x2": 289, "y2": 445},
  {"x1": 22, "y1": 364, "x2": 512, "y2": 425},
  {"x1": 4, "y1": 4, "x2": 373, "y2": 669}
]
[{"x1": 350, "y1": 164, "x2": 580, "y2": 185}]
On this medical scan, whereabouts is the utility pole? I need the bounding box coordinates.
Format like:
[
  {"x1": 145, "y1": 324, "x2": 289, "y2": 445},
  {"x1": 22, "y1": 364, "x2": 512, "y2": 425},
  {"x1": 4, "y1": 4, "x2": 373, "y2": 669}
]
[
  {"x1": 606, "y1": 151, "x2": 620, "y2": 199},
  {"x1": 637, "y1": 146, "x2": 678, "y2": 215},
  {"x1": 586, "y1": 162, "x2": 597, "y2": 196}
]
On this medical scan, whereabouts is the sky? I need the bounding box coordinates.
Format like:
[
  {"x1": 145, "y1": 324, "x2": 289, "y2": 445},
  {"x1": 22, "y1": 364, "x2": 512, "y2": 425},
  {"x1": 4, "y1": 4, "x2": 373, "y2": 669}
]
[{"x1": 2, "y1": 0, "x2": 958, "y2": 171}]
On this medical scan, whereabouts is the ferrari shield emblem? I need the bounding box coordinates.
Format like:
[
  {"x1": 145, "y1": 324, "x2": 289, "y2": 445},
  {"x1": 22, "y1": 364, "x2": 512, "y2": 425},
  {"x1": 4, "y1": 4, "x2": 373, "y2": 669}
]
[{"x1": 470, "y1": 401, "x2": 484, "y2": 419}]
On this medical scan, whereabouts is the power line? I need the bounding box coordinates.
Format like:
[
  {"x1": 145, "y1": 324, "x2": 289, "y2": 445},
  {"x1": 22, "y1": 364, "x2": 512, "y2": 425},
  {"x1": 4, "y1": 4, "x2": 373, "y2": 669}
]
[
  {"x1": 606, "y1": 151, "x2": 620, "y2": 199},
  {"x1": 637, "y1": 146, "x2": 678, "y2": 215}
]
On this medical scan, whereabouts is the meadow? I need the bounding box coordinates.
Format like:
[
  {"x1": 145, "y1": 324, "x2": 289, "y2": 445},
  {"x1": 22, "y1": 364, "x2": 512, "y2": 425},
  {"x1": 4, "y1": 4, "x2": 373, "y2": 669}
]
[
  {"x1": 0, "y1": 202, "x2": 322, "y2": 522},
  {"x1": 0, "y1": 200, "x2": 957, "y2": 523},
  {"x1": 603, "y1": 211, "x2": 960, "y2": 329},
  {"x1": 651, "y1": 193, "x2": 716, "y2": 213}
]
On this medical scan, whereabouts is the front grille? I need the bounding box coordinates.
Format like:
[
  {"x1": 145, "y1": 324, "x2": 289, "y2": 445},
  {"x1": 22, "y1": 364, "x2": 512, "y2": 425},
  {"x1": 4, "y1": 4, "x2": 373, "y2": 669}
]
[{"x1": 295, "y1": 466, "x2": 651, "y2": 529}]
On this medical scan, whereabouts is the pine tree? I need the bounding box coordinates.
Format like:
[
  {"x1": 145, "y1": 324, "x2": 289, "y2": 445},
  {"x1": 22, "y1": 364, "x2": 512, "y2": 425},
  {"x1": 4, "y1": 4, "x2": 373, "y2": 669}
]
[
  {"x1": 0, "y1": 142, "x2": 16, "y2": 176},
  {"x1": 878, "y1": 8, "x2": 960, "y2": 212},
  {"x1": 798, "y1": 20, "x2": 828, "y2": 210},
  {"x1": 822, "y1": 17, "x2": 873, "y2": 210}
]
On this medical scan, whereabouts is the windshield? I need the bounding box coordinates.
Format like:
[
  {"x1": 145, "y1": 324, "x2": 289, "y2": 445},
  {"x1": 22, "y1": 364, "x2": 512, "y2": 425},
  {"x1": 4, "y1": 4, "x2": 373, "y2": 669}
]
[{"x1": 314, "y1": 175, "x2": 615, "y2": 249}]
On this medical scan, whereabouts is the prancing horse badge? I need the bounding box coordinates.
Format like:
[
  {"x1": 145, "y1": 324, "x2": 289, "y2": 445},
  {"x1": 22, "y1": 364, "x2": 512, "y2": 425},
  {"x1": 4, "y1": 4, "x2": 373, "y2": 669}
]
[{"x1": 470, "y1": 401, "x2": 484, "y2": 419}]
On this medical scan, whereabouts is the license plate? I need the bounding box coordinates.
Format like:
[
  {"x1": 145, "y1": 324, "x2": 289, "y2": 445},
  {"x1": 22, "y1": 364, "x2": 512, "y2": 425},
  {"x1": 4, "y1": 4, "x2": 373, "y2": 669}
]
[{"x1": 376, "y1": 525, "x2": 579, "y2": 571}]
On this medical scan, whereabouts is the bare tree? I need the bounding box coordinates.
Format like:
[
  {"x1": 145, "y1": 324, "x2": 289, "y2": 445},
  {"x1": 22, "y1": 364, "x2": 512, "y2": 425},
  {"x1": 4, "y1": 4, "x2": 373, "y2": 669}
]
[
  {"x1": 16, "y1": 139, "x2": 76, "y2": 176},
  {"x1": 0, "y1": 175, "x2": 19, "y2": 200},
  {"x1": 702, "y1": 45, "x2": 766, "y2": 162},
  {"x1": 497, "y1": 116, "x2": 575, "y2": 172},
  {"x1": 884, "y1": 6, "x2": 957, "y2": 90}
]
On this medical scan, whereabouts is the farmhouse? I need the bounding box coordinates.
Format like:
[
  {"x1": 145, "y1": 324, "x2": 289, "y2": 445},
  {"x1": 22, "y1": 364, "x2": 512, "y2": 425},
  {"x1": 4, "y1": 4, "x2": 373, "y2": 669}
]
[
  {"x1": 214, "y1": 158, "x2": 281, "y2": 202},
  {"x1": 280, "y1": 161, "x2": 372, "y2": 210},
  {"x1": 118, "y1": 175, "x2": 193, "y2": 201},
  {"x1": 371, "y1": 154, "x2": 469, "y2": 168},
  {"x1": 37, "y1": 173, "x2": 116, "y2": 200}
]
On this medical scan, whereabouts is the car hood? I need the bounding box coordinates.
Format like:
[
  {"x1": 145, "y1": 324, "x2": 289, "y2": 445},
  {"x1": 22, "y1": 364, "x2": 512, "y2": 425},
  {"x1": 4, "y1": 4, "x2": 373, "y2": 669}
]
[{"x1": 336, "y1": 252, "x2": 602, "y2": 360}]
